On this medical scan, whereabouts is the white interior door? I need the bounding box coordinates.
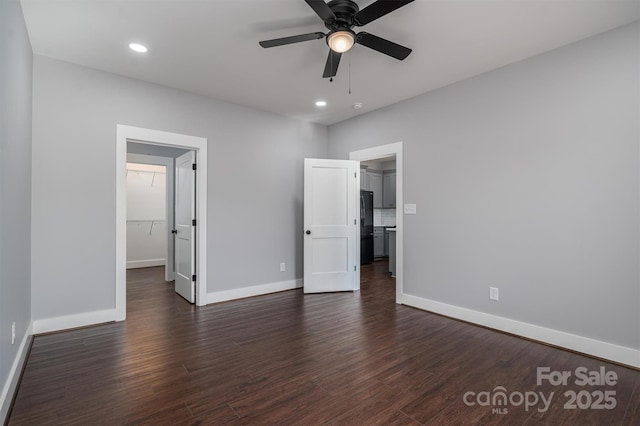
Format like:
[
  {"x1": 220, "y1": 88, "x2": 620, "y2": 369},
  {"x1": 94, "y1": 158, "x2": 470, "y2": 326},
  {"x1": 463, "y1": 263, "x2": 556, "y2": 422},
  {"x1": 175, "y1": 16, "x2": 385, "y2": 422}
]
[
  {"x1": 304, "y1": 158, "x2": 359, "y2": 293},
  {"x1": 174, "y1": 151, "x2": 196, "y2": 302}
]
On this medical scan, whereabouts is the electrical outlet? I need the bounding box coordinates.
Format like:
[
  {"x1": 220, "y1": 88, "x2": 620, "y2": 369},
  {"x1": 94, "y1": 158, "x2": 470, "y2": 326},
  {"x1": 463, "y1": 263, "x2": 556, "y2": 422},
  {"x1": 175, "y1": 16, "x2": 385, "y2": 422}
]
[
  {"x1": 280, "y1": 262, "x2": 286, "y2": 272},
  {"x1": 489, "y1": 287, "x2": 499, "y2": 301},
  {"x1": 11, "y1": 322, "x2": 15, "y2": 345}
]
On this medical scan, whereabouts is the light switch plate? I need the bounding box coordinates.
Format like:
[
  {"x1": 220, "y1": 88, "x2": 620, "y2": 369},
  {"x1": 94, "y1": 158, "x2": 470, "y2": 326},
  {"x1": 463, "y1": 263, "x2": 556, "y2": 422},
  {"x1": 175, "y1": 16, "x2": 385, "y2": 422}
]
[
  {"x1": 404, "y1": 204, "x2": 417, "y2": 215},
  {"x1": 490, "y1": 287, "x2": 499, "y2": 301}
]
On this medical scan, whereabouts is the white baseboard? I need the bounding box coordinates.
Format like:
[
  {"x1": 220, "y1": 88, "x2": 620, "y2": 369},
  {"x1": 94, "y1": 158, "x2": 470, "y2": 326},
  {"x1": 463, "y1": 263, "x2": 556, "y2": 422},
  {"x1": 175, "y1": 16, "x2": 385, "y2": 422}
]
[
  {"x1": 207, "y1": 279, "x2": 303, "y2": 304},
  {"x1": 33, "y1": 309, "x2": 117, "y2": 335},
  {"x1": 1, "y1": 321, "x2": 33, "y2": 424},
  {"x1": 126, "y1": 259, "x2": 165, "y2": 269},
  {"x1": 401, "y1": 294, "x2": 640, "y2": 369}
]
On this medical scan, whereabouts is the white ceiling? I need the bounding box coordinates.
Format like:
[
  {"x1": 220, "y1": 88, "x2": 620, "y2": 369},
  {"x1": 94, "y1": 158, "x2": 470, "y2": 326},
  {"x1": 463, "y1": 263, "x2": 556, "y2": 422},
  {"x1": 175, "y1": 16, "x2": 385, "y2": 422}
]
[{"x1": 21, "y1": 0, "x2": 639, "y2": 125}]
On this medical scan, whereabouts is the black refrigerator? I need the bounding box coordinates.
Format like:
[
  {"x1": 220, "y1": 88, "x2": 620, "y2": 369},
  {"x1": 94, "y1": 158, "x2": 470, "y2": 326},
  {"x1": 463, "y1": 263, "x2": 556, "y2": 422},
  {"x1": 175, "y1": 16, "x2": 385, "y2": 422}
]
[{"x1": 360, "y1": 190, "x2": 374, "y2": 264}]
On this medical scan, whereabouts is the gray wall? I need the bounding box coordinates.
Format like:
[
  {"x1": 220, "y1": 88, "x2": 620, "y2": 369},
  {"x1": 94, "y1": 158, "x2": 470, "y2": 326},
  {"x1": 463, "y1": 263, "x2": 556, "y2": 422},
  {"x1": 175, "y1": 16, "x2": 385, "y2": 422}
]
[
  {"x1": 0, "y1": 0, "x2": 32, "y2": 414},
  {"x1": 31, "y1": 56, "x2": 327, "y2": 320},
  {"x1": 328, "y1": 23, "x2": 639, "y2": 349}
]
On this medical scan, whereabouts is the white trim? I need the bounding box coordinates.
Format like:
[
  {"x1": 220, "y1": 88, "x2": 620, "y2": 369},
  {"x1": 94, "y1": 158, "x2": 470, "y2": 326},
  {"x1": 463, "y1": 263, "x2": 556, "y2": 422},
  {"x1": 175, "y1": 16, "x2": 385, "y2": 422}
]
[
  {"x1": 349, "y1": 142, "x2": 404, "y2": 304},
  {"x1": 355, "y1": 167, "x2": 361, "y2": 291},
  {"x1": 207, "y1": 279, "x2": 303, "y2": 304},
  {"x1": 0, "y1": 322, "x2": 32, "y2": 424},
  {"x1": 127, "y1": 153, "x2": 175, "y2": 282},
  {"x1": 126, "y1": 259, "x2": 166, "y2": 269},
  {"x1": 117, "y1": 125, "x2": 209, "y2": 321},
  {"x1": 33, "y1": 310, "x2": 117, "y2": 335},
  {"x1": 402, "y1": 293, "x2": 640, "y2": 369}
]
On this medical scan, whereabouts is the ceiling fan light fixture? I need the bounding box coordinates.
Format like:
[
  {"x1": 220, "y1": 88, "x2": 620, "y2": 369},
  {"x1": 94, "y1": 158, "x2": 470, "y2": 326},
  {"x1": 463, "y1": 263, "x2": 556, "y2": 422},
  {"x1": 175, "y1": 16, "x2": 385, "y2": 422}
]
[{"x1": 327, "y1": 30, "x2": 355, "y2": 53}]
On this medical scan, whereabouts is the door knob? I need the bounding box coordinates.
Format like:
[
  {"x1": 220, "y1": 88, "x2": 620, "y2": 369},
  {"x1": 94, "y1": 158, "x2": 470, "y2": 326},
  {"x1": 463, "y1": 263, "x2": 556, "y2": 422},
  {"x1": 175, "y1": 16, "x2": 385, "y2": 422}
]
[
  {"x1": 305, "y1": 230, "x2": 311, "y2": 235},
  {"x1": 171, "y1": 229, "x2": 178, "y2": 234}
]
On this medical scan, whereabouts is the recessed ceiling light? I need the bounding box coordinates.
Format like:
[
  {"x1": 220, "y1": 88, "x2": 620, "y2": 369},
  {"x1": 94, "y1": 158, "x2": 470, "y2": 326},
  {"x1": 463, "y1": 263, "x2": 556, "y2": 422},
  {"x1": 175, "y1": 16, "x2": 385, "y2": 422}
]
[
  {"x1": 315, "y1": 100, "x2": 327, "y2": 107},
  {"x1": 129, "y1": 43, "x2": 148, "y2": 53}
]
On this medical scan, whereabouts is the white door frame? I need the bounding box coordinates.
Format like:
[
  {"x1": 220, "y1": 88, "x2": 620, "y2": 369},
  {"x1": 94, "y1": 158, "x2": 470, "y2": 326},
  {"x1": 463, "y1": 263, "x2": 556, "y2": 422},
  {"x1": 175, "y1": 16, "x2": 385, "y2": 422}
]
[
  {"x1": 116, "y1": 125, "x2": 208, "y2": 320},
  {"x1": 349, "y1": 142, "x2": 403, "y2": 304},
  {"x1": 126, "y1": 153, "x2": 175, "y2": 282}
]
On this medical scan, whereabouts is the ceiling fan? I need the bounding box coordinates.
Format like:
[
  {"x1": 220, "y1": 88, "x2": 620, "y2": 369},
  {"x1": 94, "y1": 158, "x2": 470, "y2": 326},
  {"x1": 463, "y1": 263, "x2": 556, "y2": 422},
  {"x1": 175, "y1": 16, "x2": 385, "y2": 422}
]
[{"x1": 259, "y1": 0, "x2": 414, "y2": 79}]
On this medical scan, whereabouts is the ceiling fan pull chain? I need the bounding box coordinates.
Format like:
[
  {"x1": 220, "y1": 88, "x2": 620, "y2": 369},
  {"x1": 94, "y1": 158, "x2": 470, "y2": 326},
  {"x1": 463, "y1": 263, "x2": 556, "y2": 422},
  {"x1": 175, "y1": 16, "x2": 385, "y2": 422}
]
[{"x1": 349, "y1": 51, "x2": 352, "y2": 94}]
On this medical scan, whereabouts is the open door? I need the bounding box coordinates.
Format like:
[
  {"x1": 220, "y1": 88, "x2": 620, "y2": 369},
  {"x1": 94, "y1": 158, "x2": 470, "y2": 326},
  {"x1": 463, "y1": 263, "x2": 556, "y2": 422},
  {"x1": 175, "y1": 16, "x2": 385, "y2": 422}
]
[
  {"x1": 174, "y1": 151, "x2": 196, "y2": 303},
  {"x1": 303, "y1": 158, "x2": 359, "y2": 293}
]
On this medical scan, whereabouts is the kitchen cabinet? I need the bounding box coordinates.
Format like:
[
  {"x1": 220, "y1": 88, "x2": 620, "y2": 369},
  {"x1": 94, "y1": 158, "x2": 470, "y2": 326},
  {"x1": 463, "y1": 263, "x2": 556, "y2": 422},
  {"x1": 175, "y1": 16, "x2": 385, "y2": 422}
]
[
  {"x1": 367, "y1": 170, "x2": 383, "y2": 209},
  {"x1": 382, "y1": 170, "x2": 396, "y2": 208},
  {"x1": 388, "y1": 229, "x2": 396, "y2": 277},
  {"x1": 384, "y1": 229, "x2": 390, "y2": 256},
  {"x1": 373, "y1": 227, "x2": 385, "y2": 258},
  {"x1": 360, "y1": 167, "x2": 368, "y2": 190}
]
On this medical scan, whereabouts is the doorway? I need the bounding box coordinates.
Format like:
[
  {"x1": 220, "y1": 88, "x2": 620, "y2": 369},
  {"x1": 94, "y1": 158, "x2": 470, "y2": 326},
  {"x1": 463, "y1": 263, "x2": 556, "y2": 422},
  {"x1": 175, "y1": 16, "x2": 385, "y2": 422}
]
[
  {"x1": 350, "y1": 142, "x2": 404, "y2": 304},
  {"x1": 116, "y1": 125, "x2": 209, "y2": 321},
  {"x1": 126, "y1": 152, "x2": 177, "y2": 282},
  {"x1": 126, "y1": 161, "x2": 168, "y2": 271}
]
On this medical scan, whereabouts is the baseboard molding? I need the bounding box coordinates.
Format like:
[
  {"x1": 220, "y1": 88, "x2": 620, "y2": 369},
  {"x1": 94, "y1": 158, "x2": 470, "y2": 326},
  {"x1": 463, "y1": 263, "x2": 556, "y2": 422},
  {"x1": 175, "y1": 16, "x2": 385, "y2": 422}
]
[
  {"x1": 126, "y1": 259, "x2": 165, "y2": 269},
  {"x1": 401, "y1": 293, "x2": 640, "y2": 369},
  {"x1": 33, "y1": 309, "x2": 117, "y2": 335},
  {"x1": 1, "y1": 321, "x2": 33, "y2": 424},
  {"x1": 207, "y1": 279, "x2": 303, "y2": 304}
]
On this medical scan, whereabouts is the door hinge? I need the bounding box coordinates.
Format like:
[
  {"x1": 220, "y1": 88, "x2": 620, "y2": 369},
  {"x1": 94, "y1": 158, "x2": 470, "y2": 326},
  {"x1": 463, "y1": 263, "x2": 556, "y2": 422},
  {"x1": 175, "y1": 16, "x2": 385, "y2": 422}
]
[
  {"x1": 354, "y1": 219, "x2": 356, "y2": 225},
  {"x1": 354, "y1": 265, "x2": 356, "y2": 271},
  {"x1": 192, "y1": 163, "x2": 197, "y2": 171},
  {"x1": 192, "y1": 274, "x2": 197, "y2": 282},
  {"x1": 192, "y1": 219, "x2": 197, "y2": 226},
  {"x1": 354, "y1": 172, "x2": 357, "y2": 178}
]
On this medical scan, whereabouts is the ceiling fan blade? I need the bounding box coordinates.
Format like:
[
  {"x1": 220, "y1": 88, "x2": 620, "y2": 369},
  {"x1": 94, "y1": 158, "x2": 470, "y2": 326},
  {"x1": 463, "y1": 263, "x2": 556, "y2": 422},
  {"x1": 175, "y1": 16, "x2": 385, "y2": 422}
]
[
  {"x1": 305, "y1": 0, "x2": 336, "y2": 22},
  {"x1": 259, "y1": 32, "x2": 325, "y2": 48},
  {"x1": 356, "y1": 32, "x2": 412, "y2": 60},
  {"x1": 322, "y1": 49, "x2": 342, "y2": 78},
  {"x1": 354, "y1": 0, "x2": 414, "y2": 26}
]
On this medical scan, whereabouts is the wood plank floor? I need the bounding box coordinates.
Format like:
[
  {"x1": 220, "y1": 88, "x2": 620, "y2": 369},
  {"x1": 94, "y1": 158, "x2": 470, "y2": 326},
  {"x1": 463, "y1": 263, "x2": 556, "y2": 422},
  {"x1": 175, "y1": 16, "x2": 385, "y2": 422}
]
[{"x1": 8, "y1": 261, "x2": 640, "y2": 425}]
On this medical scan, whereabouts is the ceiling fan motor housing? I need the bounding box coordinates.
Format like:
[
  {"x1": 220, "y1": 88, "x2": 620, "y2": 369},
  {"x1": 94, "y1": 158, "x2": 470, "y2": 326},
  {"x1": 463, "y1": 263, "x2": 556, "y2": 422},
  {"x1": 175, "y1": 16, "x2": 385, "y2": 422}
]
[{"x1": 325, "y1": 0, "x2": 360, "y2": 30}]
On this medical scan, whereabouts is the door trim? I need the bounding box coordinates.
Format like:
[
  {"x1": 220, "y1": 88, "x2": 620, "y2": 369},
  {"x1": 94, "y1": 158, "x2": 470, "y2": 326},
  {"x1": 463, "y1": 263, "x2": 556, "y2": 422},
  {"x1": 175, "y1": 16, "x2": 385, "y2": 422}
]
[
  {"x1": 349, "y1": 142, "x2": 403, "y2": 304},
  {"x1": 127, "y1": 153, "x2": 175, "y2": 282},
  {"x1": 116, "y1": 125, "x2": 208, "y2": 320}
]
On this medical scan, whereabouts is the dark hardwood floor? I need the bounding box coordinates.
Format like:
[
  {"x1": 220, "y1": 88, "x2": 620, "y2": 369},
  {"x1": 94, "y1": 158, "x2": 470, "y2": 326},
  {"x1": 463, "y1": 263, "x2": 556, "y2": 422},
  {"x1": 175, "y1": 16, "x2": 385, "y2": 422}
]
[{"x1": 8, "y1": 261, "x2": 640, "y2": 425}]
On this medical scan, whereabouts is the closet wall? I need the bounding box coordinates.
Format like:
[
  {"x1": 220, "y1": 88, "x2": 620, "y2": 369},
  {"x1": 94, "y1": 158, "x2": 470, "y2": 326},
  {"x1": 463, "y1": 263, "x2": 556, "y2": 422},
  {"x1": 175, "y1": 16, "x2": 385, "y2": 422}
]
[{"x1": 126, "y1": 163, "x2": 167, "y2": 269}]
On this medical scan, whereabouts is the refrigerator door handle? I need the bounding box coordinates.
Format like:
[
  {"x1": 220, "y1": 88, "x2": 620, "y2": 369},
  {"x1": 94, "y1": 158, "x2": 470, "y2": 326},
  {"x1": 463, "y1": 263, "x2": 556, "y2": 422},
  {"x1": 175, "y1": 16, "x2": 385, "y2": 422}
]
[{"x1": 360, "y1": 196, "x2": 365, "y2": 224}]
